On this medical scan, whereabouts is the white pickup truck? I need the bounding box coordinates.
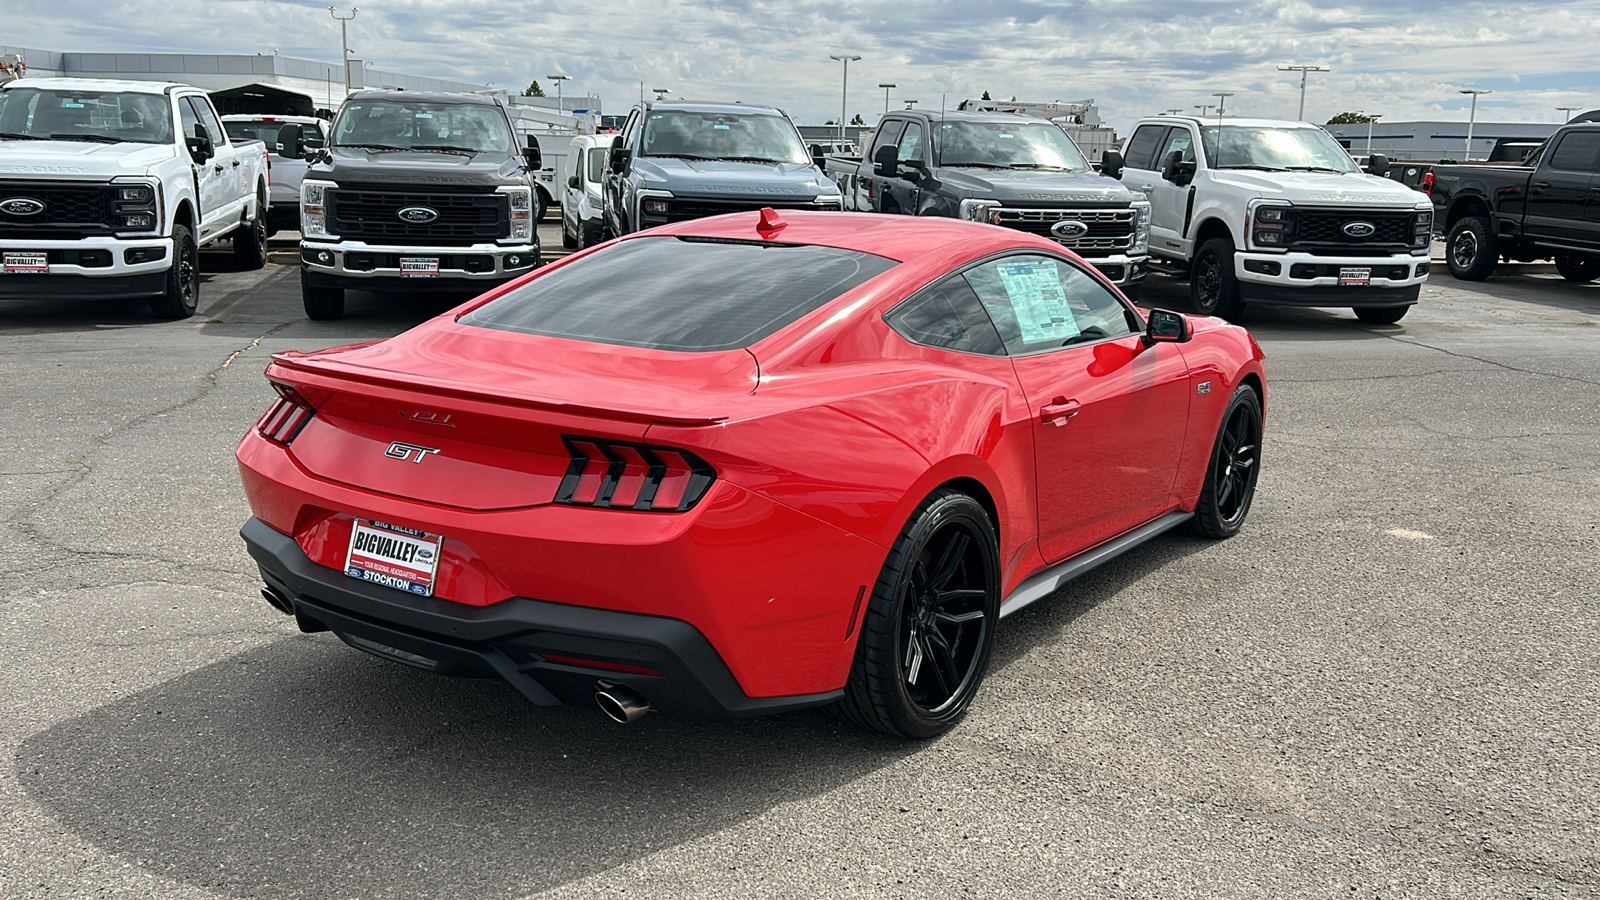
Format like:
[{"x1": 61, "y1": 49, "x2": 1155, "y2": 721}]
[
  {"x1": 0, "y1": 77, "x2": 270, "y2": 318},
  {"x1": 1118, "y1": 115, "x2": 1432, "y2": 323}
]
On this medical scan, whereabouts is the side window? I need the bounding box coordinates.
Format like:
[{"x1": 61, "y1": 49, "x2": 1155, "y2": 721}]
[
  {"x1": 1547, "y1": 133, "x2": 1600, "y2": 173},
  {"x1": 868, "y1": 120, "x2": 906, "y2": 159},
  {"x1": 962, "y1": 255, "x2": 1139, "y2": 355},
  {"x1": 1156, "y1": 128, "x2": 1195, "y2": 165},
  {"x1": 1121, "y1": 125, "x2": 1167, "y2": 170},
  {"x1": 898, "y1": 122, "x2": 924, "y2": 163},
  {"x1": 885, "y1": 275, "x2": 1006, "y2": 356},
  {"x1": 184, "y1": 96, "x2": 226, "y2": 144},
  {"x1": 178, "y1": 97, "x2": 202, "y2": 141}
]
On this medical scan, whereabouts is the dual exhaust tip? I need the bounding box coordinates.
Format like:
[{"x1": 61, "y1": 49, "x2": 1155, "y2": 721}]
[{"x1": 595, "y1": 682, "x2": 650, "y2": 724}]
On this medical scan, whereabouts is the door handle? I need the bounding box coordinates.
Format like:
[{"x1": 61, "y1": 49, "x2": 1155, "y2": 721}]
[
  {"x1": 1136, "y1": 183, "x2": 1155, "y2": 192},
  {"x1": 1530, "y1": 181, "x2": 1549, "y2": 193},
  {"x1": 231, "y1": 159, "x2": 241, "y2": 168},
  {"x1": 212, "y1": 164, "x2": 223, "y2": 174},
  {"x1": 1040, "y1": 397, "x2": 1080, "y2": 427}
]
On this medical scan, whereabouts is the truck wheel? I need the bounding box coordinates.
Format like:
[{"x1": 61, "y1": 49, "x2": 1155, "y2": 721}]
[
  {"x1": 1190, "y1": 238, "x2": 1244, "y2": 320},
  {"x1": 534, "y1": 190, "x2": 550, "y2": 223},
  {"x1": 232, "y1": 203, "x2": 268, "y2": 270},
  {"x1": 148, "y1": 223, "x2": 200, "y2": 319},
  {"x1": 580, "y1": 221, "x2": 604, "y2": 249},
  {"x1": 1445, "y1": 216, "x2": 1498, "y2": 281},
  {"x1": 1553, "y1": 253, "x2": 1600, "y2": 284},
  {"x1": 1354, "y1": 305, "x2": 1409, "y2": 325},
  {"x1": 561, "y1": 216, "x2": 577, "y2": 249},
  {"x1": 301, "y1": 268, "x2": 345, "y2": 320}
]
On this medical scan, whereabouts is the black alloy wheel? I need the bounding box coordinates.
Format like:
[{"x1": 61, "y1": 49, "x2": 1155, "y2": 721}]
[
  {"x1": 149, "y1": 223, "x2": 200, "y2": 319},
  {"x1": 232, "y1": 202, "x2": 268, "y2": 270},
  {"x1": 1553, "y1": 252, "x2": 1600, "y2": 284},
  {"x1": 836, "y1": 488, "x2": 999, "y2": 738},
  {"x1": 1190, "y1": 238, "x2": 1244, "y2": 320},
  {"x1": 1189, "y1": 384, "x2": 1262, "y2": 539},
  {"x1": 1445, "y1": 215, "x2": 1498, "y2": 281}
]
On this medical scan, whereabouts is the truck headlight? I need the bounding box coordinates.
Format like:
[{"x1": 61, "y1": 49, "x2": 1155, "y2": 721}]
[
  {"x1": 110, "y1": 176, "x2": 162, "y2": 234},
  {"x1": 1248, "y1": 200, "x2": 1295, "y2": 251},
  {"x1": 642, "y1": 199, "x2": 670, "y2": 215},
  {"x1": 1131, "y1": 201, "x2": 1151, "y2": 255},
  {"x1": 301, "y1": 179, "x2": 337, "y2": 240},
  {"x1": 498, "y1": 185, "x2": 534, "y2": 242},
  {"x1": 1413, "y1": 206, "x2": 1432, "y2": 251},
  {"x1": 959, "y1": 199, "x2": 1001, "y2": 224},
  {"x1": 813, "y1": 194, "x2": 844, "y2": 212}
]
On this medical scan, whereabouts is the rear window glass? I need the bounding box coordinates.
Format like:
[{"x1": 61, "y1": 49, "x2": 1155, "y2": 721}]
[{"x1": 460, "y1": 236, "x2": 898, "y2": 351}]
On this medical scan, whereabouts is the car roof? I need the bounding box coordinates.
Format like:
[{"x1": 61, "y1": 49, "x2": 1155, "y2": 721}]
[
  {"x1": 345, "y1": 89, "x2": 500, "y2": 107},
  {"x1": 635, "y1": 210, "x2": 1056, "y2": 264},
  {"x1": 1139, "y1": 115, "x2": 1327, "y2": 130},
  {"x1": 649, "y1": 100, "x2": 784, "y2": 116},
  {"x1": 1, "y1": 77, "x2": 188, "y2": 94}
]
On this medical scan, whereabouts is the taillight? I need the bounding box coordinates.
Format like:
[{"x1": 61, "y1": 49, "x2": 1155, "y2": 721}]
[
  {"x1": 555, "y1": 436, "x2": 715, "y2": 512},
  {"x1": 256, "y1": 382, "x2": 317, "y2": 445},
  {"x1": 1421, "y1": 172, "x2": 1434, "y2": 196}
]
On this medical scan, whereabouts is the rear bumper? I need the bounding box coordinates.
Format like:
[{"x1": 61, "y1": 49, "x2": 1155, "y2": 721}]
[{"x1": 242, "y1": 517, "x2": 843, "y2": 719}]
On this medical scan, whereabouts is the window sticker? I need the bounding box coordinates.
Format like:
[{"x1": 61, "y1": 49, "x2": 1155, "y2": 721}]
[
  {"x1": 714, "y1": 124, "x2": 730, "y2": 129},
  {"x1": 414, "y1": 112, "x2": 434, "y2": 119},
  {"x1": 995, "y1": 260, "x2": 1079, "y2": 343}
]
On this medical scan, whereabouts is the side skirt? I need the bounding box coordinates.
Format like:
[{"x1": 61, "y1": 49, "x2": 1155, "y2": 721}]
[{"x1": 998, "y1": 511, "x2": 1193, "y2": 619}]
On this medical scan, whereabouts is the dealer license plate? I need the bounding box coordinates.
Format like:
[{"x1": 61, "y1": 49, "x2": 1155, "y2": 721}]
[
  {"x1": 344, "y1": 519, "x2": 443, "y2": 596},
  {"x1": 399, "y1": 257, "x2": 439, "y2": 278},
  {"x1": 2, "y1": 252, "x2": 48, "y2": 274},
  {"x1": 1339, "y1": 266, "x2": 1372, "y2": 286}
]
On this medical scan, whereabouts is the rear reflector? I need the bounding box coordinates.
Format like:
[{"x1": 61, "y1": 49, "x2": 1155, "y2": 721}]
[
  {"x1": 256, "y1": 382, "x2": 317, "y2": 445},
  {"x1": 556, "y1": 436, "x2": 715, "y2": 512}
]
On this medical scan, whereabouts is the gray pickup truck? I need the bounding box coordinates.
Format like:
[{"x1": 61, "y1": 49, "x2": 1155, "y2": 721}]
[
  {"x1": 602, "y1": 100, "x2": 841, "y2": 236},
  {"x1": 824, "y1": 109, "x2": 1149, "y2": 296}
]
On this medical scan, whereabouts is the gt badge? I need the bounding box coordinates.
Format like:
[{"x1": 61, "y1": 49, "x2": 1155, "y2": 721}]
[
  {"x1": 384, "y1": 441, "x2": 441, "y2": 464},
  {"x1": 1197, "y1": 381, "x2": 1212, "y2": 395}
]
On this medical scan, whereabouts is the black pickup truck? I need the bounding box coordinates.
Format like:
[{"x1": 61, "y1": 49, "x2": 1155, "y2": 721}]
[{"x1": 1433, "y1": 123, "x2": 1600, "y2": 283}]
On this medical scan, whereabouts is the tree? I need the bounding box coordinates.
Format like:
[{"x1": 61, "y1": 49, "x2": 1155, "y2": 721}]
[
  {"x1": 522, "y1": 81, "x2": 545, "y2": 97},
  {"x1": 1326, "y1": 111, "x2": 1373, "y2": 124},
  {"x1": 850, "y1": 113, "x2": 865, "y2": 125},
  {"x1": 981, "y1": 90, "x2": 991, "y2": 101},
  {"x1": 825, "y1": 119, "x2": 836, "y2": 126}
]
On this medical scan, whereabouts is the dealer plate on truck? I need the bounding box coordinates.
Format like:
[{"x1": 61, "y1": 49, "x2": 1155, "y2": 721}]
[
  {"x1": 1339, "y1": 267, "x2": 1372, "y2": 286},
  {"x1": 345, "y1": 519, "x2": 443, "y2": 596},
  {"x1": 2, "y1": 253, "x2": 48, "y2": 274},
  {"x1": 399, "y1": 257, "x2": 439, "y2": 278}
]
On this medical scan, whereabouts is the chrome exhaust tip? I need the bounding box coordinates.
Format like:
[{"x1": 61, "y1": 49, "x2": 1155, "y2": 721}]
[
  {"x1": 260, "y1": 587, "x2": 294, "y2": 615},
  {"x1": 595, "y1": 681, "x2": 650, "y2": 724}
]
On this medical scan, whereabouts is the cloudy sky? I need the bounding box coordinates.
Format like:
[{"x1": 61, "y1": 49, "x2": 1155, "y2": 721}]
[{"x1": 8, "y1": 0, "x2": 1599, "y2": 131}]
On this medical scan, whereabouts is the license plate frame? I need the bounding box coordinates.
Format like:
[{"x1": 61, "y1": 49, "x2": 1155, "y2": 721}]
[
  {"x1": 2, "y1": 252, "x2": 49, "y2": 274},
  {"x1": 344, "y1": 519, "x2": 444, "y2": 596},
  {"x1": 399, "y1": 257, "x2": 440, "y2": 278},
  {"x1": 1339, "y1": 266, "x2": 1372, "y2": 286}
]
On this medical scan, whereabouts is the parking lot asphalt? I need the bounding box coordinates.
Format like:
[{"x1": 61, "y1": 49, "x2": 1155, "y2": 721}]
[{"x1": 1, "y1": 223, "x2": 1596, "y2": 899}]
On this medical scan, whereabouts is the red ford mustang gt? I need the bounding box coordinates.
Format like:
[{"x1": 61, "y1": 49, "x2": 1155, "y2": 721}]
[{"x1": 237, "y1": 210, "x2": 1265, "y2": 738}]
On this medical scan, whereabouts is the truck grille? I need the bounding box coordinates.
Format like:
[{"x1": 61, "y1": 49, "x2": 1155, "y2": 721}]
[
  {"x1": 1290, "y1": 210, "x2": 1416, "y2": 254},
  {"x1": 991, "y1": 207, "x2": 1135, "y2": 258},
  {"x1": 655, "y1": 197, "x2": 839, "y2": 225},
  {"x1": 327, "y1": 189, "x2": 508, "y2": 246},
  {"x1": 0, "y1": 181, "x2": 116, "y2": 239}
]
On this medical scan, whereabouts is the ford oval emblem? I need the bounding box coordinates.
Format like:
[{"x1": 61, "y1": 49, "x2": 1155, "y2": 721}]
[
  {"x1": 397, "y1": 206, "x2": 439, "y2": 224},
  {"x1": 0, "y1": 197, "x2": 46, "y2": 217},
  {"x1": 1342, "y1": 221, "x2": 1376, "y2": 238},
  {"x1": 1050, "y1": 219, "x2": 1089, "y2": 239}
]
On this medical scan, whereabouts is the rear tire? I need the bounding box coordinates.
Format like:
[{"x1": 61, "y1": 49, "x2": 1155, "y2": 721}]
[
  {"x1": 1190, "y1": 238, "x2": 1245, "y2": 320},
  {"x1": 1445, "y1": 215, "x2": 1498, "y2": 281},
  {"x1": 232, "y1": 200, "x2": 268, "y2": 270},
  {"x1": 561, "y1": 217, "x2": 578, "y2": 249},
  {"x1": 1354, "y1": 305, "x2": 1409, "y2": 325},
  {"x1": 1553, "y1": 252, "x2": 1600, "y2": 283},
  {"x1": 148, "y1": 223, "x2": 199, "y2": 319},
  {"x1": 835, "y1": 488, "x2": 999, "y2": 739},
  {"x1": 301, "y1": 268, "x2": 345, "y2": 320},
  {"x1": 1189, "y1": 384, "x2": 1262, "y2": 539}
]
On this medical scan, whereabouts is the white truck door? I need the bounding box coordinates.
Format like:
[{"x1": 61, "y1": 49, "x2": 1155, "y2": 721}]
[
  {"x1": 180, "y1": 96, "x2": 237, "y2": 240},
  {"x1": 1120, "y1": 123, "x2": 1194, "y2": 260}
]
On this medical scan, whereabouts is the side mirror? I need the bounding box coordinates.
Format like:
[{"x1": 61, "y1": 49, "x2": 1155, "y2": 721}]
[
  {"x1": 609, "y1": 143, "x2": 629, "y2": 174},
  {"x1": 185, "y1": 124, "x2": 214, "y2": 163},
  {"x1": 1142, "y1": 308, "x2": 1192, "y2": 344},
  {"x1": 1365, "y1": 153, "x2": 1390, "y2": 177},
  {"x1": 521, "y1": 134, "x2": 542, "y2": 170},
  {"x1": 901, "y1": 158, "x2": 928, "y2": 182},
  {"x1": 1160, "y1": 150, "x2": 1195, "y2": 186},
  {"x1": 873, "y1": 144, "x2": 899, "y2": 179},
  {"x1": 1100, "y1": 149, "x2": 1124, "y2": 180},
  {"x1": 567, "y1": 174, "x2": 580, "y2": 189},
  {"x1": 275, "y1": 123, "x2": 303, "y2": 160}
]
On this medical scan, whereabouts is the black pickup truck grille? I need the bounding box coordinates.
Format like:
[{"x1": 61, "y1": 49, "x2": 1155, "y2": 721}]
[
  {"x1": 991, "y1": 207, "x2": 1135, "y2": 257},
  {"x1": 327, "y1": 189, "x2": 508, "y2": 246},
  {"x1": 653, "y1": 197, "x2": 839, "y2": 225},
  {"x1": 0, "y1": 181, "x2": 116, "y2": 239},
  {"x1": 1291, "y1": 210, "x2": 1416, "y2": 253}
]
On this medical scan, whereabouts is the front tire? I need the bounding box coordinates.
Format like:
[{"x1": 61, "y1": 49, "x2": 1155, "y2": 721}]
[
  {"x1": 1189, "y1": 384, "x2": 1263, "y2": 539},
  {"x1": 561, "y1": 216, "x2": 578, "y2": 249},
  {"x1": 1354, "y1": 305, "x2": 1409, "y2": 325},
  {"x1": 1553, "y1": 252, "x2": 1600, "y2": 284},
  {"x1": 301, "y1": 268, "x2": 345, "y2": 320},
  {"x1": 1190, "y1": 238, "x2": 1245, "y2": 320},
  {"x1": 148, "y1": 223, "x2": 199, "y2": 319},
  {"x1": 1446, "y1": 215, "x2": 1498, "y2": 281},
  {"x1": 835, "y1": 488, "x2": 999, "y2": 739}
]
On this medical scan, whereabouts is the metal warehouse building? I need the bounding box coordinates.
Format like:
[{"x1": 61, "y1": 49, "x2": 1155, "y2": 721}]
[{"x1": 1324, "y1": 119, "x2": 1563, "y2": 162}]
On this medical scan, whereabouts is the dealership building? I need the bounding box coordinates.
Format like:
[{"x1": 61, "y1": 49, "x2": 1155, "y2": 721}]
[{"x1": 1323, "y1": 119, "x2": 1569, "y2": 162}]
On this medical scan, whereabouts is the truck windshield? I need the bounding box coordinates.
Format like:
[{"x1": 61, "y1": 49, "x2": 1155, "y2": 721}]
[
  {"x1": 0, "y1": 88, "x2": 173, "y2": 144},
  {"x1": 1202, "y1": 125, "x2": 1358, "y2": 173},
  {"x1": 332, "y1": 100, "x2": 513, "y2": 153},
  {"x1": 639, "y1": 110, "x2": 810, "y2": 164},
  {"x1": 934, "y1": 122, "x2": 1089, "y2": 170}
]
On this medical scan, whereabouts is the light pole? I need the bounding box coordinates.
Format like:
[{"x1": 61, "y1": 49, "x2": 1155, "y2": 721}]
[
  {"x1": 1163, "y1": 108, "x2": 1184, "y2": 115},
  {"x1": 1460, "y1": 88, "x2": 1491, "y2": 159},
  {"x1": 879, "y1": 82, "x2": 896, "y2": 117},
  {"x1": 829, "y1": 54, "x2": 861, "y2": 144},
  {"x1": 547, "y1": 74, "x2": 569, "y2": 111},
  {"x1": 1213, "y1": 92, "x2": 1233, "y2": 128},
  {"x1": 1557, "y1": 106, "x2": 1579, "y2": 122},
  {"x1": 904, "y1": 100, "x2": 918, "y2": 110},
  {"x1": 328, "y1": 6, "x2": 358, "y2": 94},
  {"x1": 1365, "y1": 112, "x2": 1383, "y2": 153},
  {"x1": 1278, "y1": 64, "x2": 1329, "y2": 121},
  {"x1": 1194, "y1": 104, "x2": 1216, "y2": 117}
]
